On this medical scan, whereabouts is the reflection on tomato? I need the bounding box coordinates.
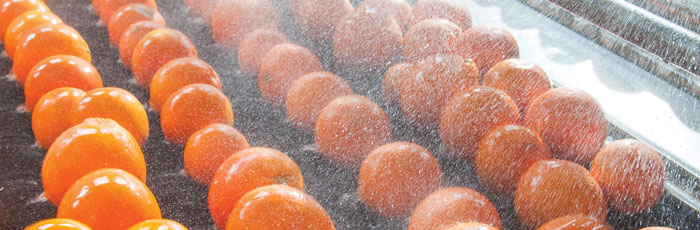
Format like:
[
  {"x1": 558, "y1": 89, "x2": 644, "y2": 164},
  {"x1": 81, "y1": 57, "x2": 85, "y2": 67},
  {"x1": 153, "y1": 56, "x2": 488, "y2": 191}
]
[
  {"x1": 57, "y1": 168, "x2": 161, "y2": 230},
  {"x1": 42, "y1": 118, "x2": 147, "y2": 205},
  {"x1": 25, "y1": 218, "x2": 92, "y2": 230}
]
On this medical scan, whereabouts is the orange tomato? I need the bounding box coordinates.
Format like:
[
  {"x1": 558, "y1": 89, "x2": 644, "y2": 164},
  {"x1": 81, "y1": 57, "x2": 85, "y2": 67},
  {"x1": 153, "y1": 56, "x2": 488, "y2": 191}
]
[
  {"x1": 24, "y1": 55, "x2": 103, "y2": 112},
  {"x1": 590, "y1": 139, "x2": 665, "y2": 213},
  {"x1": 237, "y1": 29, "x2": 288, "y2": 77},
  {"x1": 285, "y1": 71, "x2": 353, "y2": 131},
  {"x1": 12, "y1": 23, "x2": 91, "y2": 86},
  {"x1": 413, "y1": 0, "x2": 472, "y2": 30},
  {"x1": 475, "y1": 124, "x2": 552, "y2": 195},
  {"x1": 258, "y1": 43, "x2": 323, "y2": 105},
  {"x1": 358, "y1": 142, "x2": 442, "y2": 218},
  {"x1": 455, "y1": 26, "x2": 519, "y2": 75},
  {"x1": 536, "y1": 215, "x2": 613, "y2": 230},
  {"x1": 361, "y1": 0, "x2": 415, "y2": 33},
  {"x1": 225, "y1": 185, "x2": 334, "y2": 230},
  {"x1": 0, "y1": 0, "x2": 48, "y2": 39},
  {"x1": 445, "y1": 223, "x2": 499, "y2": 230},
  {"x1": 439, "y1": 86, "x2": 520, "y2": 160},
  {"x1": 408, "y1": 187, "x2": 502, "y2": 230},
  {"x1": 209, "y1": 147, "x2": 304, "y2": 229},
  {"x1": 4, "y1": 10, "x2": 62, "y2": 59},
  {"x1": 131, "y1": 28, "x2": 198, "y2": 88},
  {"x1": 57, "y1": 168, "x2": 161, "y2": 230},
  {"x1": 118, "y1": 21, "x2": 163, "y2": 69},
  {"x1": 72, "y1": 87, "x2": 150, "y2": 146},
  {"x1": 31, "y1": 87, "x2": 86, "y2": 149},
  {"x1": 289, "y1": 0, "x2": 353, "y2": 46},
  {"x1": 149, "y1": 57, "x2": 222, "y2": 112},
  {"x1": 403, "y1": 18, "x2": 461, "y2": 62},
  {"x1": 161, "y1": 83, "x2": 234, "y2": 146},
  {"x1": 92, "y1": 0, "x2": 157, "y2": 24},
  {"x1": 127, "y1": 219, "x2": 188, "y2": 230},
  {"x1": 25, "y1": 218, "x2": 92, "y2": 230},
  {"x1": 184, "y1": 123, "x2": 250, "y2": 185},
  {"x1": 210, "y1": 0, "x2": 280, "y2": 50},
  {"x1": 482, "y1": 59, "x2": 551, "y2": 114},
  {"x1": 315, "y1": 95, "x2": 392, "y2": 167},
  {"x1": 42, "y1": 118, "x2": 147, "y2": 205},
  {"x1": 523, "y1": 88, "x2": 608, "y2": 164},
  {"x1": 107, "y1": 3, "x2": 165, "y2": 46},
  {"x1": 332, "y1": 2, "x2": 402, "y2": 73},
  {"x1": 381, "y1": 62, "x2": 416, "y2": 105},
  {"x1": 399, "y1": 54, "x2": 479, "y2": 128},
  {"x1": 514, "y1": 159, "x2": 607, "y2": 229}
]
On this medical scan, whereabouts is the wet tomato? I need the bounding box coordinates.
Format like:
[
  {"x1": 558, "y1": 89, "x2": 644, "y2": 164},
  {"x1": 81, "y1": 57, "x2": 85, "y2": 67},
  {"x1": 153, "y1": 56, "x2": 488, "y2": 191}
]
[
  {"x1": 408, "y1": 187, "x2": 502, "y2": 230},
  {"x1": 92, "y1": 0, "x2": 157, "y2": 24},
  {"x1": 403, "y1": 18, "x2": 461, "y2": 62},
  {"x1": 455, "y1": 26, "x2": 519, "y2": 75},
  {"x1": 72, "y1": 87, "x2": 150, "y2": 146},
  {"x1": 285, "y1": 71, "x2": 353, "y2": 131},
  {"x1": 315, "y1": 95, "x2": 393, "y2": 168},
  {"x1": 523, "y1": 88, "x2": 607, "y2": 164},
  {"x1": 439, "y1": 86, "x2": 520, "y2": 160},
  {"x1": 32, "y1": 87, "x2": 86, "y2": 149},
  {"x1": 24, "y1": 55, "x2": 103, "y2": 112},
  {"x1": 289, "y1": 0, "x2": 353, "y2": 46},
  {"x1": 0, "y1": 0, "x2": 48, "y2": 39},
  {"x1": 537, "y1": 215, "x2": 613, "y2": 230},
  {"x1": 514, "y1": 159, "x2": 607, "y2": 229},
  {"x1": 117, "y1": 21, "x2": 164, "y2": 69},
  {"x1": 184, "y1": 123, "x2": 250, "y2": 185},
  {"x1": 399, "y1": 54, "x2": 479, "y2": 129},
  {"x1": 445, "y1": 223, "x2": 499, "y2": 230},
  {"x1": 149, "y1": 57, "x2": 221, "y2": 112},
  {"x1": 25, "y1": 218, "x2": 92, "y2": 230},
  {"x1": 381, "y1": 62, "x2": 416, "y2": 105},
  {"x1": 160, "y1": 83, "x2": 234, "y2": 146},
  {"x1": 258, "y1": 43, "x2": 323, "y2": 105},
  {"x1": 237, "y1": 29, "x2": 288, "y2": 77},
  {"x1": 413, "y1": 0, "x2": 472, "y2": 30},
  {"x1": 57, "y1": 168, "x2": 161, "y2": 230},
  {"x1": 474, "y1": 124, "x2": 552, "y2": 194},
  {"x1": 590, "y1": 139, "x2": 665, "y2": 213},
  {"x1": 225, "y1": 185, "x2": 334, "y2": 230},
  {"x1": 12, "y1": 23, "x2": 91, "y2": 86},
  {"x1": 131, "y1": 28, "x2": 198, "y2": 88},
  {"x1": 107, "y1": 3, "x2": 165, "y2": 46},
  {"x1": 127, "y1": 219, "x2": 188, "y2": 230},
  {"x1": 210, "y1": 0, "x2": 280, "y2": 50},
  {"x1": 332, "y1": 2, "x2": 402, "y2": 73},
  {"x1": 482, "y1": 58, "x2": 551, "y2": 114},
  {"x1": 361, "y1": 0, "x2": 414, "y2": 33},
  {"x1": 4, "y1": 10, "x2": 62, "y2": 59},
  {"x1": 209, "y1": 147, "x2": 304, "y2": 229},
  {"x1": 42, "y1": 118, "x2": 147, "y2": 206},
  {"x1": 358, "y1": 142, "x2": 442, "y2": 218}
]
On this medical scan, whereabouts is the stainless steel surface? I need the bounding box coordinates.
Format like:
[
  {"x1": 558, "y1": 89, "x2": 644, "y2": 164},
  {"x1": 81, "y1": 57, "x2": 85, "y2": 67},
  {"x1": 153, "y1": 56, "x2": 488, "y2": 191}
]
[
  {"x1": 625, "y1": 0, "x2": 700, "y2": 34},
  {"x1": 543, "y1": 0, "x2": 700, "y2": 77},
  {"x1": 517, "y1": 0, "x2": 700, "y2": 97}
]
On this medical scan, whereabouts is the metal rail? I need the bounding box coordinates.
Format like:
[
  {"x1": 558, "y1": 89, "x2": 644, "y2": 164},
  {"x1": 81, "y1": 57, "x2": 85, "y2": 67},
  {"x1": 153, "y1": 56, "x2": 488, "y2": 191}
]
[{"x1": 518, "y1": 0, "x2": 700, "y2": 98}]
